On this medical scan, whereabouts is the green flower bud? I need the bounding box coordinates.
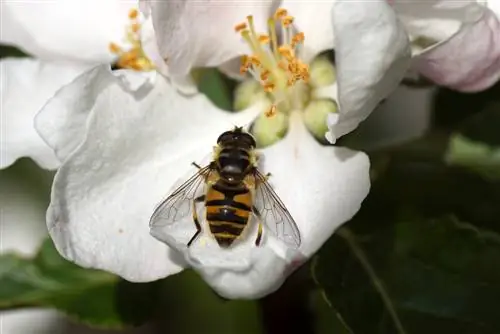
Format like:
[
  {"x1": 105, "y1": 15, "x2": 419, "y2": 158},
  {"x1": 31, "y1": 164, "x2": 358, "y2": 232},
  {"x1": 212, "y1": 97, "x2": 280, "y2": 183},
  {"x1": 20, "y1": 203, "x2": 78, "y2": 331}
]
[
  {"x1": 303, "y1": 98, "x2": 338, "y2": 141},
  {"x1": 233, "y1": 79, "x2": 267, "y2": 111},
  {"x1": 309, "y1": 56, "x2": 336, "y2": 88},
  {"x1": 252, "y1": 105, "x2": 289, "y2": 148}
]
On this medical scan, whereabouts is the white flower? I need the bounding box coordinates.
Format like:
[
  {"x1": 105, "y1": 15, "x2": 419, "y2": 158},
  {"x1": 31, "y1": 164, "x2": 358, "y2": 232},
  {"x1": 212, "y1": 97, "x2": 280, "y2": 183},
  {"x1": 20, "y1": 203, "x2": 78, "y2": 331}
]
[
  {"x1": 144, "y1": 0, "x2": 500, "y2": 144},
  {"x1": 141, "y1": 0, "x2": 411, "y2": 144},
  {"x1": 35, "y1": 63, "x2": 370, "y2": 298},
  {"x1": 1, "y1": 0, "x2": 135, "y2": 63},
  {"x1": 0, "y1": 4, "x2": 158, "y2": 170},
  {"x1": 33, "y1": 1, "x2": 417, "y2": 299}
]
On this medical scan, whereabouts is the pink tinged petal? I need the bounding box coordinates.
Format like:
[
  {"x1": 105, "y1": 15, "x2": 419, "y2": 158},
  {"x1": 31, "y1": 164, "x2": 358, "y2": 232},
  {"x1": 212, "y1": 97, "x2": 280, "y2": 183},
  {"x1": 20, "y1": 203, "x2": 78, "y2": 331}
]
[
  {"x1": 392, "y1": 0, "x2": 483, "y2": 47},
  {"x1": 153, "y1": 112, "x2": 370, "y2": 299},
  {"x1": 414, "y1": 8, "x2": 500, "y2": 92},
  {"x1": 282, "y1": 0, "x2": 335, "y2": 62},
  {"x1": 1, "y1": 0, "x2": 134, "y2": 63},
  {"x1": 0, "y1": 58, "x2": 90, "y2": 170},
  {"x1": 143, "y1": 0, "x2": 273, "y2": 76},
  {"x1": 327, "y1": 0, "x2": 411, "y2": 144},
  {"x1": 40, "y1": 66, "x2": 260, "y2": 282}
]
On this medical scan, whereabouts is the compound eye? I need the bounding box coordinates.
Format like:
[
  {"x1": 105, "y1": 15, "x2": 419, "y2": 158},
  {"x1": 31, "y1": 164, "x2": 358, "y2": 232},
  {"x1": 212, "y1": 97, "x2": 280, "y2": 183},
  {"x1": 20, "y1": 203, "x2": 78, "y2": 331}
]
[
  {"x1": 241, "y1": 133, "x2": 256, "y2": 147},
  {"x1": 217, "y1": 131, "x2": 233, "y2": 144}
]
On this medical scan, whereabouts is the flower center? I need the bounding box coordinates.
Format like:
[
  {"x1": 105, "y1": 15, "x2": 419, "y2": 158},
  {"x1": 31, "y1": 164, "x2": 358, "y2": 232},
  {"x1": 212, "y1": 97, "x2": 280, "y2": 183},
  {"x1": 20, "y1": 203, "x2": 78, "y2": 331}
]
[
  {"x1": 234, "y1": 8, "x2": 310, "y2": 117},
  {"x1": 109, "y1": 9, "x2": 155, "y2": 71}
]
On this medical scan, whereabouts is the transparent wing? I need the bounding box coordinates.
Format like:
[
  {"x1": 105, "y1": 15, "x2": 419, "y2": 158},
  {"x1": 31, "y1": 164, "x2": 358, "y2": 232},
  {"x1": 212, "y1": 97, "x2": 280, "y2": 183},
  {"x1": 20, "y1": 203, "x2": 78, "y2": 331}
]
[
  {"x1": 254, "y1": 171, "x2": 301, "y2": 249},
  {"x1": 150, "y1": 164, "x2": 212, "y2": 228}
]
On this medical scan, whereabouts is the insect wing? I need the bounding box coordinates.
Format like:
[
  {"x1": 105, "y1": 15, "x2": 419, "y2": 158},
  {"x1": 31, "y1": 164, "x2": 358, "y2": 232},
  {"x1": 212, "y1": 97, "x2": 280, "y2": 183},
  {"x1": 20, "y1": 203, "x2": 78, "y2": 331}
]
[
  {"x1": 254, "y1": 171, "x2": 301, "y2": 249},
  {"x1": 150, "y1": 165, "x2": 211, "y2": 228}
]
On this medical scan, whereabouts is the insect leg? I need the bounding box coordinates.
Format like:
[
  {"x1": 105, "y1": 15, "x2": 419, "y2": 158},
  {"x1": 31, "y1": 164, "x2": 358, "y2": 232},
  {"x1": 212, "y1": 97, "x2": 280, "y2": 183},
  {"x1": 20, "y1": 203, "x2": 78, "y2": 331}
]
[
  {"x1": 191, "y1": 162, "x2": 202, "y2": 169},
  {"x1": 252, "y1": 206, "x2": 263, "y2": 246},
  {"x1": 187, "y1": 195, "x2": 206, "y2": 247}
]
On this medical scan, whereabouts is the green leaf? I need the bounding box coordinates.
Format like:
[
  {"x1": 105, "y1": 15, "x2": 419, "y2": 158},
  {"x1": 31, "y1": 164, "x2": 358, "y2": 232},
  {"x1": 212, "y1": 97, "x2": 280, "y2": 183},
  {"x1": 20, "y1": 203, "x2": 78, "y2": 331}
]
[
  {"x1": 156, "y1": 270, "x2": 262, "y2": 334},
  {"x1": 0, "y1": 239, "x2": 160, "y2": 329},
  {"x1": 0, "y1": 45, "x2": 30, "y2": 59},
  {"x1": 196, "y1": 67, "x2": 235, "y2": 111},
  {"x1": 446, "y1": 134, "x2": 500, "y2": 180},
  {"x1": 313, "y1": 148, "x2": 500, "y2": 334}
]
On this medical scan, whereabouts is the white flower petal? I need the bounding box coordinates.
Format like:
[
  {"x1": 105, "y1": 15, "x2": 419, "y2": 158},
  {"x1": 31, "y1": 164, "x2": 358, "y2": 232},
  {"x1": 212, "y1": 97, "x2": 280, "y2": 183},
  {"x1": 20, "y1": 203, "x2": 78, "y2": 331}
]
[
  {"x1": 487, "y1": 0, "x2": 500, "y2": 16},
  {"x1": 1, "y1": 309, "x2": 65, "y2": 334},
  {"x1": 35, "y1": 65, "x2": 159, "y2": 164},
  {"x1": 142, "y1": 0, "x2": 273, "y2": 76},
  {"x1": 1, "y1": 58, "x2": 90, "y2": 169},
  {"x1": 283, "y1": 0, "x2": 335, "y2": 62},
  {"x1": 260, "y1": 113, "x2": 370, "y2": 258},
  {"x1": 141, "y1": 16, "x2": 198, "y2": 95},
  {"x1": 393, "y1": 0, "x2": 484, "y2": 55},
  {"x1": 153, "y1": 112, "x2": 370, "y2": 299},
  {"x1": 1, "y1": 1, "x2": 135, "y2": 63},
  {"x1": 43, "y1": 67, "x2": 261, "y2": 282},
  {"x1": 327, "y1": 0, "x2": 411, "y2": 144}
]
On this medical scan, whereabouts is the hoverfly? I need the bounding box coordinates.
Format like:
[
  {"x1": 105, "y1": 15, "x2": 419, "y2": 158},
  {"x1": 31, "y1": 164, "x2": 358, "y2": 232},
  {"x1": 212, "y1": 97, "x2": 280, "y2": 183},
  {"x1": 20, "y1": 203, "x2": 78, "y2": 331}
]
[{"x1": 149, "y1": 127, "x2": 301, "y2": 249}]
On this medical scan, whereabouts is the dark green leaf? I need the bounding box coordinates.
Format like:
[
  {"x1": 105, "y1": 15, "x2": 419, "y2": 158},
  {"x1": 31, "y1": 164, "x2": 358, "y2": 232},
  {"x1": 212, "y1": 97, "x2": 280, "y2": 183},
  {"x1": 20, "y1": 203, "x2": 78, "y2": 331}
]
[
  {"x1": 432, "y1": 81, "x2": 500, "y2": 132},
  {"x1": 0, "y1": 239, "x2": 160, "y2": 329},
  {"x1": 314, "y1": 148, "x2": 500, "y2": 334},
  {"x1": 0, "y1": 45, "x2": 30, "y2": 59},
  {"x1": 156, "y1": 270, "x2": 262, "y2": 334},
  {"x1": 446, "y1": 134, "x2": 500, "y2": 181},
  {"x1": 196, "y1": 67, "x2": 236, "y2": 111}
]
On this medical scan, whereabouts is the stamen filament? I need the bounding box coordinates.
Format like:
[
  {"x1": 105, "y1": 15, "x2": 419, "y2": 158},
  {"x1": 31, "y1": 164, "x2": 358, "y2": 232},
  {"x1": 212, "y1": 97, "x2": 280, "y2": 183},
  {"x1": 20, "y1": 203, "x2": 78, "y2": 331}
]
[
  {"x1": 235, "y1": 8, "x2": 309, "y2": 116},
  {"x1": 268, "y1": 18, "x2": 280, "y2": 61}
]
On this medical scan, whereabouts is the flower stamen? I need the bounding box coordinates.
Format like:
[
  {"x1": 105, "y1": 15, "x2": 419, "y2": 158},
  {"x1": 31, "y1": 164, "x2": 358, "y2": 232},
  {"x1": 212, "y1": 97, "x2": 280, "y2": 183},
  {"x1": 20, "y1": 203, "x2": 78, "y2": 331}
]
[
  {"x1": 235, "y1": 8, "x2": 309, "y2": 117},
  {"x1": 109, "y1": 8, "x2": 155, "y2": 71}
]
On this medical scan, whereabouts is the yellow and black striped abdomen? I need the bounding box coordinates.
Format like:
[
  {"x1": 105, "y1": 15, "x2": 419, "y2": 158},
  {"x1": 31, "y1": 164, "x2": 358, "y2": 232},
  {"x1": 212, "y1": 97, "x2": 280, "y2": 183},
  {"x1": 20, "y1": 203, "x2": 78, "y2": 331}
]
[{"x1": 205, "y1": 182, "x2": 252, "y2": 247}]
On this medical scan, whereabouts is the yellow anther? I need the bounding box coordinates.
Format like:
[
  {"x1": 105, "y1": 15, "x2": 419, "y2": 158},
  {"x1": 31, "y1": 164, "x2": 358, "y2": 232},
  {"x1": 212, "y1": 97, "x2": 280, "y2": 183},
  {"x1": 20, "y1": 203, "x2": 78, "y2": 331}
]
[
  {"x1": 258, "y1": 34, "x2": 270, "y2": 44},
  {"x1": 240, "y1": 65, "x2": 249, "y2": 75},
  {"x1": 131, "y1": 23, "x2": 140, "y2": 33},
  {"x1": 265, "y1": 104, "x2": 277, "y2": 118},
  {"x1": 263, "y1": 83, "x2": 275, "y2": 93},
  {"x1": 278, "y1": 60, "x2": 288, "y2": 71},
  {"x1": 274, "y1": 8, "x2": 288, "y2": 19},
  {"x1": 260, "y1": 70, "x2": 270, "y2": 81},
  {"x1": 109, "y1": 42, "x2": 121, "y2": 54},
  {"x1": 234, "y1": 22, "x2": 247, "y2": 32},
  {"x1": 108, "y1": 8, "x2": 155, "y2": 71},
  {"x1": 291, "y1": 32, "x2": 305, "y2": 48},
  {"x1": 128, "y1": 8, "x2": 139, "y2": 19},
  {"x1": 249, "y1": 55, "x2": 262, "y2": 67},
  {"x1": 234, "y1": 8, "x2": 310, "y2": 115},
  {"x1": 278, "y1": 46, "x2": 294, "y2": 60},
  {"x1": 282, "y1": 15, "x2": 294, "y2": 27}
]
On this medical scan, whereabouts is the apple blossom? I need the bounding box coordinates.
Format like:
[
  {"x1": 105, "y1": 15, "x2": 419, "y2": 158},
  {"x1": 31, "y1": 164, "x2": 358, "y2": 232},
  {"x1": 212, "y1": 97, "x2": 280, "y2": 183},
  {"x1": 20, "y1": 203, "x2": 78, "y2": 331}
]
[
  {"x1": 0, "y1": 5, "x2": 159, "y2": 170},
  {"x1": 34, "y1": 1, "x2": 416, "y2": 298}
]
